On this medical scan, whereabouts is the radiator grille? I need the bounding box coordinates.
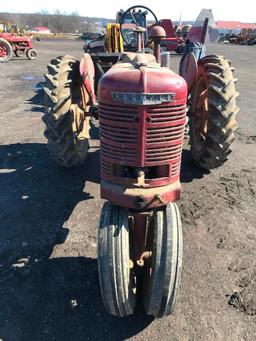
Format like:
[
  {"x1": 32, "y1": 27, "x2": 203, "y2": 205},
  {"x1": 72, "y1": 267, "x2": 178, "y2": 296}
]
[
  {"x1": 146, "y1": 124, "x2": 184, "y2": 144},
  {"x1": 99, "y1": 103, "x2": 137, "y2": 123},
  {"x1": 147, "y1": 104, "x2": 186, "y2": 123},
  {"x1": 145, "y1": 104, "x2": 186, "y2": 164},
  {"x1": 101, "y1": 159, "x2": 111, "y2": 175},
  {"x1": 171, "y1": 159, "x2": 181, "y2": 177},
  {"x1": 99, "y1": 103, "x2": 138, "y2": 164},
  {"x1": 145, "y1": 145, "x2": 182, "y2": 163},
  {"x1": 101, "y1": 143, "x2": 137, "y2": 163},
  {"x1": 99, "y1": 102, "x2": 186, "y2": 170},
  {"x1": 100, "y1": 123, "x2": 137, "y2": 144}
]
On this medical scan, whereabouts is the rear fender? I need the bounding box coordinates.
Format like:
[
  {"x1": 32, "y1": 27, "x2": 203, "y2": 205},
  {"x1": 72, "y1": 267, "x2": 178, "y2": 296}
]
[
  {"x1": 179, "y1": 51, "x2": 198, "y2": 93},
  {"x1": 79, "y1": 53, "x2": 96, "y2": 105},
  {"x1": 179, "y1": 42, "x2": 206, "y2": 93}
]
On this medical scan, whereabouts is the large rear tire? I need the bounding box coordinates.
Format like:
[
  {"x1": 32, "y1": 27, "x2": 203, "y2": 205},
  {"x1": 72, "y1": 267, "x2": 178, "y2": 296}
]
[
  {"x1": 98, "y1": 202, "x2": 136, "y2": 317},
  {"x1": 43, "y1": 55, "x2": 89, "y2": 167},
  {"x1": 0, "y1": 38, "x2": 12, "y2": 62},
  {"x1": 143, "y1": 203, "x2": 183, "y2": 317},
  {"x1": 189, "y1": 55, "x2": 239, "y2": 169}
]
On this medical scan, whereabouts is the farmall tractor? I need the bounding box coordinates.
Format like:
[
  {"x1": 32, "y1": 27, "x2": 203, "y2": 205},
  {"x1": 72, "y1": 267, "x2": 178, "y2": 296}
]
[
  {"x1": 43, "y1": 6, "x2": 239, "y2": 317},
  {"x1": 0, "y1": 23, "x2": 38, "y2": 62}
]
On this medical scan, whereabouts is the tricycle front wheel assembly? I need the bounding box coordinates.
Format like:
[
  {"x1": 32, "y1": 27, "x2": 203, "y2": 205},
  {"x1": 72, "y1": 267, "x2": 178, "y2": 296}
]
[{"x1": 97, "y1": 202, "x2": 183, "y2": 317}]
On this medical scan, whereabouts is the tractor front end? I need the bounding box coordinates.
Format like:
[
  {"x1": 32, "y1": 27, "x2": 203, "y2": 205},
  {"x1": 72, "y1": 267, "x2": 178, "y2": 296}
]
[
  {"x1": 99, "y1": 54, "x2": 187, "y2": 210},
  {"x1": 97, "y1": 46, "x2": 187, "y2": 317}
]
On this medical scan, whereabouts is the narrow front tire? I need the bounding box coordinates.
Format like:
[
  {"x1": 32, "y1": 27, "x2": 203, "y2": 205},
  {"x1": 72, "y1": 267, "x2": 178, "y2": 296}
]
[
  {"x1": 143, "y1": 203, "x2": 183, "y2": 317},
  {"x1": 98, "y1": 202, "x2": 136, "y2": 317}
]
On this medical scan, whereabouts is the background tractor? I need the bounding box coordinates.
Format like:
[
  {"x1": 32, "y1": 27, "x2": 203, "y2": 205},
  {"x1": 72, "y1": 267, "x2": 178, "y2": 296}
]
[
  {"x1": 42, "y1": 5, "x2": 239, "y2": 318},
  {"x1": 0, "y1": 22, "x2": 37, "y2": 62}
]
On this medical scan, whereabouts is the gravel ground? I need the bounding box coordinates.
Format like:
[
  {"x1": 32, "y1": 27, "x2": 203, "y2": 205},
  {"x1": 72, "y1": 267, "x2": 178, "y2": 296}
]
[{"x1": 0, "y1": 40, "x2": 255, "y2": 341}]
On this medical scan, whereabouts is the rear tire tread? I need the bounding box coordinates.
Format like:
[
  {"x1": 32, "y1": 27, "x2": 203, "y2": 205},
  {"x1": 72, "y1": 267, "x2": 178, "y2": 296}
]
[
  {"x1": 43, "y1": 55, "x2": 89, "y2": 167},
  {"x1": 190, "y1": 54, "x2": 239, "y2": 169}
]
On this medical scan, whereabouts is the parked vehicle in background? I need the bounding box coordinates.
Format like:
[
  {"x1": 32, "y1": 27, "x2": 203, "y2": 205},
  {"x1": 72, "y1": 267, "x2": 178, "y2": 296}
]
[{"x1": 0, "y1": 21, "x2": 38, "y2": 62}]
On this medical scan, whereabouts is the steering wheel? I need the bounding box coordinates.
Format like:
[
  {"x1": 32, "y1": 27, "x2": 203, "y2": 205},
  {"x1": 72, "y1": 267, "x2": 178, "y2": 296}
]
[{"x1": 120, "y1": 5, "x2": 158, "y2": 48}]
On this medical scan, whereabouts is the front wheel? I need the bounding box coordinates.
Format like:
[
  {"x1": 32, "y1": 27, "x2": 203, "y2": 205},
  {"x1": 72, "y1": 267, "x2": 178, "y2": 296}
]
[
  {"x1": 98, "y1": 202, "x2": 136, "y2": 317},
  {"x1": 143, "y1": 203, "x2": 183, "y2": 317},
  {"x1": 26, "y1": 48, "x2": 38, "y2": 60}
]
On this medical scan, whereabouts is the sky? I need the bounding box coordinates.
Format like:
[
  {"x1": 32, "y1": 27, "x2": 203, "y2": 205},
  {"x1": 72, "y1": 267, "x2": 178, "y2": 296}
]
[{"x1": 0, "y1": 0, "x2": 255, "y2": 22}]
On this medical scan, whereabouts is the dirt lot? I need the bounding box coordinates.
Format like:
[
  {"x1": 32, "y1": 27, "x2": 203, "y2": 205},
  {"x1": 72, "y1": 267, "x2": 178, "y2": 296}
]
[{"x1": 0, "y1": 40, "x2": 255, "y2": 341}]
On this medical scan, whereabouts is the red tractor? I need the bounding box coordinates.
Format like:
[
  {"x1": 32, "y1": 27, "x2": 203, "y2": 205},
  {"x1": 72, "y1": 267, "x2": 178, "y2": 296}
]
[
  {"x1": 42, "y1": 6, "x2": 239, "y2": 317},
  {"x1": 152, "y1": 19, "x2": 186, "y2": 54},
  {"x1": 0, "y1": 32, "x2": 38, "y2": 62}
]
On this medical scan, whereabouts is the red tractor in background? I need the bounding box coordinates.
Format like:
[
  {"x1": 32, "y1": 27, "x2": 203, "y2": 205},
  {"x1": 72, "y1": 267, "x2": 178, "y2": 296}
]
[
  {"x1": 152, "y1": 19, "x2": 186, "y2": 54},
  {"x1": 0, "y1": 30, "x2": 38, "y2": 62},
  {"x1": 42, "y1": 6, "x2": 239, "y2": 318}
]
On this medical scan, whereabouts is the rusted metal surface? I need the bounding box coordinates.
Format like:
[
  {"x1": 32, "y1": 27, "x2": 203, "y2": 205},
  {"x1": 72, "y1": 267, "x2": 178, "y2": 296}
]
[
  {"x1": 130, "y1": 213, "x2": 153, "y2": 267},
  {"x1": 133, "y1": 214, "x2": 147, "y2": 265},
  {"x1": 136, "y1": 251, "x2": 152, "y2": 267},
  {"x1": 149, "y1": 26, "x2": 166, "y2": 63},
  {"x1": 134, "y1": 26, "x2": 146, "y2": 52},
  {"x1": 149, "y1": 25, "x2": 166, "y2": 40},
  {"x1": 101, "y1": 180, "x2": 181, "y2": 209}
]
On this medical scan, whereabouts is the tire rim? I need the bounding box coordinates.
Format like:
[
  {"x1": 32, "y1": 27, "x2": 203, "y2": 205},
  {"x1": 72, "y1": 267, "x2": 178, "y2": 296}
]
[
  {"x1": 30, "y1": 50, "x2": 37, "y2": 58},
  {"x1": 16, "y1": 50, "x2": 24, "y2": 57},
  {"x1": 192, "y1": 74, "x2": 208, "y2": 152}
]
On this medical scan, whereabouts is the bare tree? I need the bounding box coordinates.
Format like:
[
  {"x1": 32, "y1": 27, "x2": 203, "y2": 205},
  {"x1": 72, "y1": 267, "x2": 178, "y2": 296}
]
[{"x1": 0, "y1": 10, "x2": 107, "y2": 33}]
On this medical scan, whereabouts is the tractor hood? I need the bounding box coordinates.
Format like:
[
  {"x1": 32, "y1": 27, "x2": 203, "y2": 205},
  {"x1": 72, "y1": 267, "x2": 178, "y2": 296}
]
[{"x1": 98, "y1": 53, "x2": 187, "y2": 106}]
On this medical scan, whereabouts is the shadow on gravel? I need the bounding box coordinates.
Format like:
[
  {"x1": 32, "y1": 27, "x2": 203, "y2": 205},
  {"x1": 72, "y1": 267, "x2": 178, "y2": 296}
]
[
  {"x1": 0, "y1": 257, "x2": 152, "y2": 341},
  {"x1": 180, "y1": 149, "x2": 209, "y2": 183},
  {"x1": 0, "y1": 142, "x2": 100, "y2": 272},
  {"x1": 26, "y1": 81, "x2": 45, "y2": 113},
  {"x1": 0, "y1": 143, "x2": 151, "y2": 340}
]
